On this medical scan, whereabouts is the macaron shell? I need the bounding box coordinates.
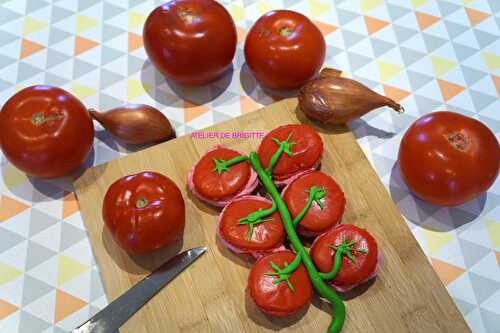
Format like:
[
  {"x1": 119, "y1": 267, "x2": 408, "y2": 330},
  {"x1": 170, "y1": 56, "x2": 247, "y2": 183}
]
[
  {"x1": 216, "y1": 195, "x2": 285, "y2": 257},
  {"x1": 187, "y1": 145, "x2": 258, "y2": 207},
  {"x1": 282, "y1": 170, "x2": 345, "y2": 236},
  {"x1": 257, "y1": 124, "x2": 323, "y2": 183}
]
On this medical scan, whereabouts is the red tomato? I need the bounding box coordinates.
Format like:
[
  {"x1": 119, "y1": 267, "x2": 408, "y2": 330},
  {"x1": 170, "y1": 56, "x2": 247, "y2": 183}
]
[
  {"x1": 218, "y1": 196, "x2": 284, "y2": 255},
  {"x1": 257, "y1": 124, "x2": 323, "y2": 182},
  {"x1": 398, "y1": 112, "x2": 500, "y2": 206},
  {"x1": 143, "y1": 0, "x2": 237, "y2": 85},
  {"x1": 0, "y1": 86, "x2": 94, "y2": 178},
  {"x1": 283, "y1": 171, "x2": 345, "y2": 236},
  {"x1": 311, "y1": 225, "x2": 378, "y2": 288},
  {"x1": 248, "y1": 251, "x2": 312, "y2": 316},
  {"x1": 244, "y1": 10, "x2": 325, "y2": 90},
  {"x1": 103, "y1": 171, "x2": 185, "y2": 254},
  {"x1": 193, "y1": 147, "x2": 250, "y2": 200}
]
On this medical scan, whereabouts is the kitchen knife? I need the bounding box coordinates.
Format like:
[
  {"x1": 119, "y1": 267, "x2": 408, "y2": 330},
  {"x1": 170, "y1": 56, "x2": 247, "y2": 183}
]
[{"x1": 72, "y1": 246, "x2": 207, "y2": 333}]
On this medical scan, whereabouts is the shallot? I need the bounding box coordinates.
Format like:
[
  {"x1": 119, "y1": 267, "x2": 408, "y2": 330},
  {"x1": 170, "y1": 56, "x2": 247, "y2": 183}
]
[
  {"x1": 89, "y1": 104, "x2": 173, "y2": 145},
  {"x1": 298, "y1": 68, "x2": 404, "y2": 124}
]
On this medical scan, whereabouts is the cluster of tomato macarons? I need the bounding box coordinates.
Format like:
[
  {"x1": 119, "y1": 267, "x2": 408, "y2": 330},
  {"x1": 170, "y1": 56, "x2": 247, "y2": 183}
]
[{"x1": 187, "y1": 124, "x2": 380, "y2": 316}]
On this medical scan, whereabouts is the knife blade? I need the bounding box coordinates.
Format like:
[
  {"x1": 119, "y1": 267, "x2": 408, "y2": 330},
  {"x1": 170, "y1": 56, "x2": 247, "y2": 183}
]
[{"x1": 72, "y1": 246, "x2": 207, "y2": 333}]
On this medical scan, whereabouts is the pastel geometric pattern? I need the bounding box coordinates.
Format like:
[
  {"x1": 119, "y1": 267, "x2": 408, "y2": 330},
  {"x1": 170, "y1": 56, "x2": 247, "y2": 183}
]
[{"x1": 0, "y1": 0, "x2": 499, "y2": 331}]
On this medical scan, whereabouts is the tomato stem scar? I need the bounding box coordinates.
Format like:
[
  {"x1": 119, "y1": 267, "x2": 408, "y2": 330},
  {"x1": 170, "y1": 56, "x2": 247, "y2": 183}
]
[
  {"x1": 178, "y1": 7, "x2": 196, "y2": 24},
  {"x1": 135, "y1": 197, "x2": 148, "y2": 208},
  {"x1": 447, "y1": 132, "x2": 469, "y2": 151},
  {"x1": 31, "y1": 112, "x2": 45, "y2": 125},
  {"x1": 31, "y1": 112, "x2": 65, "y2": 125},
  {"x1": 279, "y1": 26, "x2": 293, "y2": 37}
]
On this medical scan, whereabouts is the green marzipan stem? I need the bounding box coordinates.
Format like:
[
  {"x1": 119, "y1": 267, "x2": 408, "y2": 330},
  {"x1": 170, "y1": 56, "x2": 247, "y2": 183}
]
[
  {"x1": 319, "y1": 239, "x2": 369, "y2": 281},
  {"x1": 265, "y1": 132, "x2": 295, "y2": 175},
  {"x1": 319, "y1": 246, "x2": 344, "y2": 281},
  {"x1": 211, "y1": 155, "x2": 250, "y2": 176},
  {"x1": 249, "y1": 152, "x2": 345, "y2": 333},
  {"x1": 264, "y1": 253, "x2": 302, "y2": 292},
  {"x1": 237, "y1": 200, "x2": 277, "y2": 240},
  {"x1": 292, "y1": 186, "x2": 326, "y2": 227},
  {"x1": 210, "y1": 137, "x2": 346, "y2": 332}
]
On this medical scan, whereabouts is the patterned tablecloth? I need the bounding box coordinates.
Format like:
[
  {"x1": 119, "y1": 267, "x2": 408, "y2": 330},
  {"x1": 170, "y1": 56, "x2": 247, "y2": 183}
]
[{"x1": 0, "y1": 0, "x2": 499, "y2": 332}]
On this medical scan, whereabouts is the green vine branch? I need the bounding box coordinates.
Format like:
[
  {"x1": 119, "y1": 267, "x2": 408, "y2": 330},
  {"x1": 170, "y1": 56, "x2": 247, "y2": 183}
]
[
  {"x1": 237, "y1": 200, "x2": 277, "y2": 240},
  {"x1": 265, "y1": 253, "x2": 302, "y2": 292},
  {"x1": 292, "y1": 186, "x2": 326, "y2": 227},
  {"x1": 249, "y1": 151, "x2": 345, "y2": 333},
  {"x1": 265, "y1": 132, "x2": 295, "y2": 175},
  {"x1": 319, "y1": 238, "x2": 368, "y2": 281},
  {"x1": 211, "y1": 155, "x2": 249, "y2": 176},
  {"x1": 211, "y1": 138, "x2": 347, "y2": 333}
]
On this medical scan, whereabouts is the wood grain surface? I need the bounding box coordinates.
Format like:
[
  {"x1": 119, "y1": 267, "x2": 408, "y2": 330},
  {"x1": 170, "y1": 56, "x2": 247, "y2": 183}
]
[{"x1": 74, "y1": 98, "x2": 469, "y2": 333}]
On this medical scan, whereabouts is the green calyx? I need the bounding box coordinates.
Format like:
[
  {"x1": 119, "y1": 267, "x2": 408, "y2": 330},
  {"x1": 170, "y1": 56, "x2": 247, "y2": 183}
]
[
  {"x1": 331, "y1": 238, "x2": 368, "y2": 263},
  {"x1": 292, "y1": 186, "x2": 326, "y2": 227},
  {"x1": 318, "y1": 238, "x2": 368, "y2": 282},
  {"x1": 265, "y1": 253, "x2": 302, "y2": 292},
  {"x1": 237, "y1": 200, "x2": 277, "y2": 240},
  {"x1": 265, "y1": 132, "x2": 296, "y2": 175},
  {"x1": 237, "y1": 212, "x2": 274, "y2": 241},
  {"x1": 307, "y1": 186, "x2": 326, "y2": 209},
  {"x1": 211, "y1": 155, "x2": 249, "y2": 176}
]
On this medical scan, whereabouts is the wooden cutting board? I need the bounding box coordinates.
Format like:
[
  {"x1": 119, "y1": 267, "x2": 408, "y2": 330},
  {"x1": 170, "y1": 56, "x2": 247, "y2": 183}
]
[{"x1": 74, "y1": 98, "x2": 469, "y2": 333}]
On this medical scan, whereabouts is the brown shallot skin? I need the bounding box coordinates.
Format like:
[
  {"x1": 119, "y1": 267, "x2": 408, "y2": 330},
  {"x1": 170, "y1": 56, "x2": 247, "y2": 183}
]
[
  {"x1": 298, "y1": 69, "x2": 404, "y2": 124},
  {"x1": 90, "y1": 104, "x2": 174, "y2": 145}
]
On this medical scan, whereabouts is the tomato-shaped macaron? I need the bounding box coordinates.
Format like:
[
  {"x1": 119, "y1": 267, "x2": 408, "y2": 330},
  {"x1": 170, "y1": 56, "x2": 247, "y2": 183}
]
[
  {"x1": 217, "y1": 196, "x2": 285, "y2": 258},
  {"x1": 311, "y1": 224, "x2": 379, "y2": 292},
  {"x1": 248, "y1": 251, "x2": 312, "y2": 316},
  {"x1": 103, "y1": 171, "x2": 185, "y2": 254},
  {"x1": 282, "y1": 171, "x2": 345, "y2": 237},
  {"x1": 257, "y1": 124, "x2": 323, "y2": 186},
  {"x1": 188, "y1": 146, "x2": 258, "y2": 207}
]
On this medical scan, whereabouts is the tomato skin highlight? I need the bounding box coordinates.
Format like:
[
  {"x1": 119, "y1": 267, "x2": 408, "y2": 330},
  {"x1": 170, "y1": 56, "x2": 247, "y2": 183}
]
[
  {"x1": 398, "y1": 111, "x2": 500, "y2": 206},
  {"x1": 217, "y1": 196, "x2": 284, "y2": 256},
  {"x1": 0, "y1": 85, "x2": 94, "y2": 178},
  {"x1": 248, "y1": 251, "x2": 312, "y2": 316},
  {"x1": 282, "y1": 171, "x2": 345, "y2": 236},
  {"x1": 103, "y1": 171, "x2": 185, "y2": 254},
  {"x1": 257, "y1": 124, "x2": 323, "y2": 183},
  {"x1": 244, "y1": 10, "x2": 325, "y2": 90},
  {"x1": 143, "y1": 0, "x2": 237, "y2": 85},
  {"x1": 311, "y1": 224, "x2": 378, "y2": 289}
]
